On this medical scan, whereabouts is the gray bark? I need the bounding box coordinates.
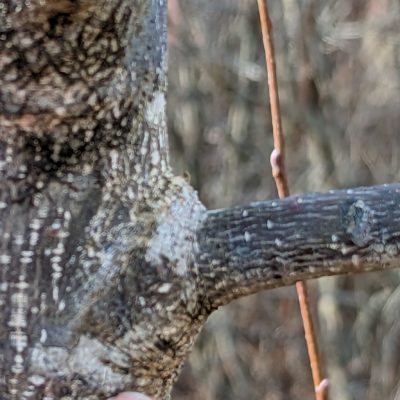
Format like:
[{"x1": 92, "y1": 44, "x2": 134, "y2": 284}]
[
  {"x1": 0, "y1": 1, "x2": 399, "y2": 399},
  {"x1": 196, "y1": 184, "x2": 400, "y2": 308}
]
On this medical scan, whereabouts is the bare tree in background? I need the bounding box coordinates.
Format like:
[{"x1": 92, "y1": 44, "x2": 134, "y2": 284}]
[{"x1": 1, "y1": 1, "x2": 400, "y2": 399}]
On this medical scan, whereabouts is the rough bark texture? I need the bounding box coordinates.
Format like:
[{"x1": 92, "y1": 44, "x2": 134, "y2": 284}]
[
  {"x1": 0, "y1": 1, "x2": 209, "y2": 399},
  {"x1": 1, "y1": 1, "x2": 400, "y2": 400},
  {"x1": 196, "y1": 184, "x2": 400, "y2": 308}
]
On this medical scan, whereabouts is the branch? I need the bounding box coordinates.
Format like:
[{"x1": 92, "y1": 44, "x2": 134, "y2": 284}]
[
  {"x1": 196, "y1": 183, "x2": 400, "y2": 307},
  {"x1": 257, "y1": 0, "x2": 325, "y2": 394}
]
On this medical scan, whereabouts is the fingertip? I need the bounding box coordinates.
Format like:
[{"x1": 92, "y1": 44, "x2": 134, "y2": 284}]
[{"x1": 109, "y1": 392, "x2": 153, "y2": 400}]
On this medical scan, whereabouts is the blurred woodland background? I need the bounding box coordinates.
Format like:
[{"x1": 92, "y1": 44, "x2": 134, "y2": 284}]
[{"x1": 167, "y1": 0, "x2": 400, "y2": 399}]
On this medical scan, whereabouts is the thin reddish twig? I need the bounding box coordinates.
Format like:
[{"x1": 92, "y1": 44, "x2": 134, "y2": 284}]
[{"x1": 257, "y1": 1, "x2": 328, "y2": 399}]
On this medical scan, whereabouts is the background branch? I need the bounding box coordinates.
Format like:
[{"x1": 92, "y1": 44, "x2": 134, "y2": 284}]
[{"x1": 257, "y1": 1, "x2": 326, "y2": 396}]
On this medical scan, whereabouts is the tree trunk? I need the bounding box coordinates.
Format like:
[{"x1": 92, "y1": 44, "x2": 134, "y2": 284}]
[{"x1": 1, "y1": 1, "x2": 400, "y2": 399}]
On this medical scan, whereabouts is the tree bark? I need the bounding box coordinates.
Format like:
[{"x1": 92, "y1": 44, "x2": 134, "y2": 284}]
[
  {"x1": 1, "y1": 1, "x2": 400, "y2": 400},
  {"x1": 0, "y1": 1, "x2": 203, "y2": 399},
  {"x1": 196, "y1": 184, "x2": 400, "y2": 308}
]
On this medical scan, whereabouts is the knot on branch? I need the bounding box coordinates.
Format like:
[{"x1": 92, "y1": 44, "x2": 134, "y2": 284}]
[{"x1": 341, "y1": 199, "x2": 373, "y2": 246}]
